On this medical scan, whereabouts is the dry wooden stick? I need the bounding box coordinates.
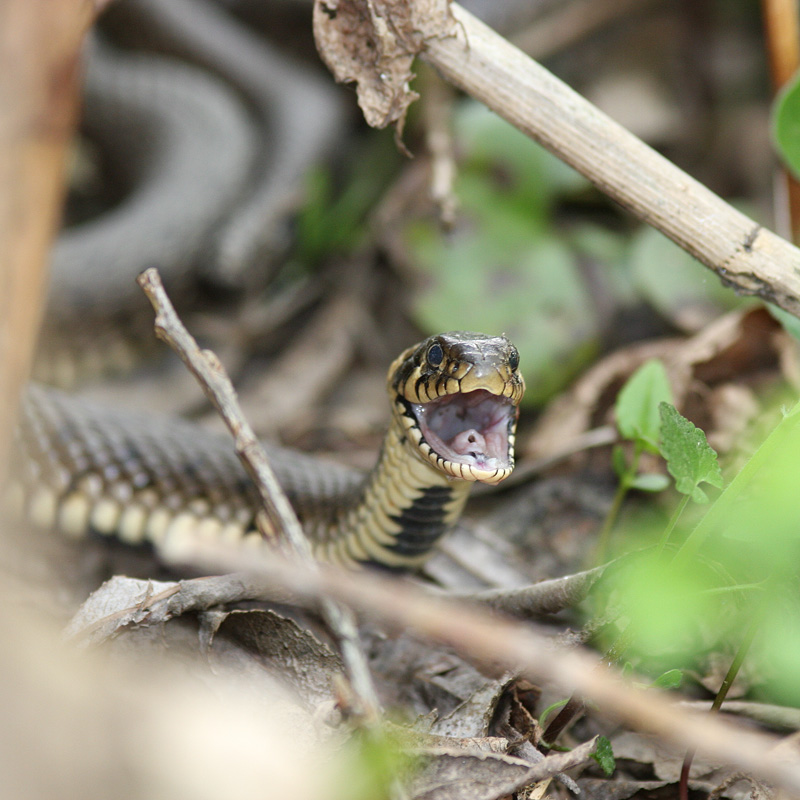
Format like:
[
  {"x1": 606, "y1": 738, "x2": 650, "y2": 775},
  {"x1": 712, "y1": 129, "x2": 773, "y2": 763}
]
[
  {"x1": 761, "y1": 0, "x2": 800, "y2": 242},
  {"x1": 160, "y1": 534, "x2": 800, "y2": 795},
  {"x1": 423, "y1": 4, "x2": 800, "y2": 315},
  {"x1": 314, "y1": 0, "x2": 800, "y2": 315},
  {"x1": 136, "y1": 267, "x2": 382, "y2": 724}
]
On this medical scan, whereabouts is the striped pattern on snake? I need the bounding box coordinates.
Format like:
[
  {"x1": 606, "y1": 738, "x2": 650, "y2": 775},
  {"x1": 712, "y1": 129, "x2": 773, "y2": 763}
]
[{"x1": 8, "y1": 333, "x2": 524, "y2": 570}]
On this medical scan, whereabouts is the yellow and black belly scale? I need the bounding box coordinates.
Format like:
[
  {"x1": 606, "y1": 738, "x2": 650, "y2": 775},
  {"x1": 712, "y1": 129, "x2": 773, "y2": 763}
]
[{"x1": 7, "y1": 332, "x2": 524, "y2": 570}]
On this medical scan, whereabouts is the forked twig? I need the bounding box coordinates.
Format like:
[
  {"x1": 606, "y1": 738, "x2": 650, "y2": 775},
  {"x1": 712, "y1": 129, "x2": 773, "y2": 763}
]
[{"x1": 136, "y1": 267, "x2": 382, "y2": 723}]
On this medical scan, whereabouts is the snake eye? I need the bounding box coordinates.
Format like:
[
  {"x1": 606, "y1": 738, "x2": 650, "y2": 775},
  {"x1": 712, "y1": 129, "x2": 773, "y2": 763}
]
[
  {"x1": 426, "y1": 343, "x2": 444, "y2": 368},
  {"x1": 508, "y1": 347, "x2": 520, "y2": 372}
]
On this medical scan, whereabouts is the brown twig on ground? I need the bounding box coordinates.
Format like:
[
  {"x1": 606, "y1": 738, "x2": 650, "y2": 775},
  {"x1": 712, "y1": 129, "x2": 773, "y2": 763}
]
[
  {"x1": 0, "y1": 0, "x2": 93, "y2": 487},
  {"x1": 157, "y1": 535, "x2": 800, "y2": 795},
  {"x1": 136, "y1": 267, "x2": 382, "y2": 724}
]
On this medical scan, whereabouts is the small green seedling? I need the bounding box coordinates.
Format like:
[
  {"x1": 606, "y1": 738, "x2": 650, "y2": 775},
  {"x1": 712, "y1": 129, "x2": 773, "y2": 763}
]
[
  {"x1": 658, "y1": 402, "x2": 722, "y2": 504},
  {"x1": 595, "y1": 360, "x2": 672, "y2": 560},
  {"x1": 616, "y1": 359, "x2": 673, "y2": 452},
  {"x1": 590, "y1": 736, "x2": 616, "y2": 777}
]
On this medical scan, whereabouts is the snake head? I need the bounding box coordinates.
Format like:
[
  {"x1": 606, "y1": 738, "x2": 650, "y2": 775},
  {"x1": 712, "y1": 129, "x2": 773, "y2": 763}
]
[{"x1": 388, "y1": 332, "x2": 525, "y2": 485}]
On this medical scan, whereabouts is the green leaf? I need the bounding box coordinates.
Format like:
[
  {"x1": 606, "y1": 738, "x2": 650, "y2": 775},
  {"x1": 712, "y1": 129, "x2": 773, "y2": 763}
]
[
  {"x1": 591, "y1": 736, "x2": 616, "y2": 777},
  {"x1": 658, "y1": 402, "x2": 723, "y2": 503},
  {"x1": 615, "y1": 360, "x2": 672, "y2": 450},
  {"x1": 773, "y1": 70, "x2": 800, "y2": 180},
  {"x1": 629, "y1": 473, "x2": 670, "y2": 493},
  {"x1": 650, "y1": 669, "x2": 683, "y2": 690}
]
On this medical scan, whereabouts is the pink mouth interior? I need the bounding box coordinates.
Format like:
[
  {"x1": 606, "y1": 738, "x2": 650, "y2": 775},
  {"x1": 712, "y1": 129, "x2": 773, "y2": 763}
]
[{"x1": 413, "y1": 389, "x2": 513, "y2": 471}]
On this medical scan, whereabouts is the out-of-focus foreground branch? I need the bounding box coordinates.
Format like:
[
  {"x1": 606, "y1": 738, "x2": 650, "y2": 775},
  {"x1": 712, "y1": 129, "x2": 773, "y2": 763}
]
[
  {"x1": 164, "y1": 538, "x2": 800, "y2": 796},
  {"x1": 0, "y1": 0, "x2": 95, "y2": 487}
]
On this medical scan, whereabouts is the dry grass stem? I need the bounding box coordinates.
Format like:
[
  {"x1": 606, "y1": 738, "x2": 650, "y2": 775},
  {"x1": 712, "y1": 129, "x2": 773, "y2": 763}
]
[{"x1": 0, "y1": 0, "x2": 93, "y2": 485}]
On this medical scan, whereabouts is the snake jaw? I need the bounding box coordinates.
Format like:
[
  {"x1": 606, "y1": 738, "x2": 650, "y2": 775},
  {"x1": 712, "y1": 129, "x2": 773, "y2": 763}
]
[{"x1": 405, "y1": 389, "x2": 518, "y2": 485}]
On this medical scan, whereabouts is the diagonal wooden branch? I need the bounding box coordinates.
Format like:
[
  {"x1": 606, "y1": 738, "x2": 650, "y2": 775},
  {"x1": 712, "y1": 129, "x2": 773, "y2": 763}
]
[
  {"x1": 314, "y1": 0, "x2": 800, "y2": 316},
  {"x1": 136, "y1": 268, "x2": 382, "y2": 724},
  {"x1": 159, "y1": 535, "x2": 800, "y2": 796},
  {"x1": 422, "y1": 4, "x2": 800, "y2": 315}
]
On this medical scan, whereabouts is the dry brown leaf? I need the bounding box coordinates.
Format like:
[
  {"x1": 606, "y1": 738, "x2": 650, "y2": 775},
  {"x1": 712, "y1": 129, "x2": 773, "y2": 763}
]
[
  {"x1": 410, "y1": 737, "x2": 599, "y2": 800},
  {"x1": 210, "y1": 608, "x2": 344, "y2": 709},
  {"x1": 525, "y1": 307, "x2": 783, "y2": 462},
  {"x1": 313, "y1": 0, "x2": 456, "y2": 132}
]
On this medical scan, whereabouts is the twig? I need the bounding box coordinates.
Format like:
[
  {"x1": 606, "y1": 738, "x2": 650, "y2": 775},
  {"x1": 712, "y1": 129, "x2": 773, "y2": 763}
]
[
  {"x1": 312, "y1": 0, "x2": 800, "y2": 315},
  {"x1": 419, "y1": 63, "x2": 459, "y2": 228},
  {"x1": 136, "y1": 267, "x2": 382, "y2": 724},
  {"x1": 158, "y1": 534, "x2": 800, "y2": 795}
]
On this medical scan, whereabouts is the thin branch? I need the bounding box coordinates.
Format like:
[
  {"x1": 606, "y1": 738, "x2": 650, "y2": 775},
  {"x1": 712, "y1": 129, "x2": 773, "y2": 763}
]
[
  {"x1": 136, "y1": 268, "x2": 382, "y2": 724},
  {"x1": 420, "y1": 3, "x2": 800, "y2": 316},
  {"x1": 157, "y1": 535, "x2": 800, "y2": 796}
]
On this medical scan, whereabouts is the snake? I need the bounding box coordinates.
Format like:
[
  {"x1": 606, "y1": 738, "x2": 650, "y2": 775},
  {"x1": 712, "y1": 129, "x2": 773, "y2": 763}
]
[
  {"x1": 41, "y1": 0, "x2": 345, "y2": 373},
  {"x1": 8, "y1": 333, "x2": 524, "y2": 570}
]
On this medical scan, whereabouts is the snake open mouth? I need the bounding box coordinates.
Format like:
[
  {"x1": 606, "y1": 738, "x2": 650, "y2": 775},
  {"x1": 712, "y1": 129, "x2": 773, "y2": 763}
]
[{"x1": 412, "y1": 389, "x2": 516, "y2": 480}]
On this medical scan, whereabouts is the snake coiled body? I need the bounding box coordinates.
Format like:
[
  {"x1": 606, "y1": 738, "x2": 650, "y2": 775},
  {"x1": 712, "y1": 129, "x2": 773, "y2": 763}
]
[
  {"x1": 50, "y1": 40, "x2": 256, "y2": 320},
  {"x1": 9, "y1": 333, "x2": 524, "y2": 569}
]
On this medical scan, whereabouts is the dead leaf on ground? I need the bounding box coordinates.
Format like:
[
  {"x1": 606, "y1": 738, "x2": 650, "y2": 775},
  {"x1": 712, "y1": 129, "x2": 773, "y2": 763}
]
[
  {"x1": 209, "y1": 608, "x2": 344, "y2": 709},
  {"x1": 611, "y1": 731, "x2": 751, "y2": 798},
  {"x1": 525, "y1": 307, "x2": 786, "y2": 462},
  {"x1": 409, "y1": 737, "x2": 600, "y2": 800}
]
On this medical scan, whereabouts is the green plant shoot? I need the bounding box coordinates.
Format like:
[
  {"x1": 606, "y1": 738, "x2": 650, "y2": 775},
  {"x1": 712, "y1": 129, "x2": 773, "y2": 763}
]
[
  {"x1": 615, "y1": 359, "x2": 672, "y2": 452},
  {"x1": 595, "y1": 360, "x2": 672, "y2": 561},
  {"x1": 658, "y1": 402, "x2": 722, "y2": 504},
  {"x1": 591, "y1": 737, "x2": 616, "y2": 777}
]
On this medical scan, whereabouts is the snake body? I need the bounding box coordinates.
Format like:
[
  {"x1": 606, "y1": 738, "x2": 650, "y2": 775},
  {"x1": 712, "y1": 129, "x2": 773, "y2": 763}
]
[
  {"x1": 100, "y1": 0, "x2": 345, "y2": 283},
  {"x1": 9, "y1": 333, "x2": 524, "y2": 569},
  {"x1": 50, "y1": 40, "x2": 255, "y2": 321},
  {"x1": 44, "y1": 0, "x2": 345, "y2": 358}
]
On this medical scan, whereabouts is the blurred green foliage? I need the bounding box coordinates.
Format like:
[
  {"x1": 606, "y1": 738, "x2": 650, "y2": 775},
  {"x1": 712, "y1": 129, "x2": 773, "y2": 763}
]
[
  {"x1": 601, "y1": 397, "x2": 800, "y2": 703},
  {"x1": 295, "y1": 131, "x2": 402, "y2": 269},
  {"x1": 773, "y1": 71, "x2": 800, "y2": 180},
  {"x1": 628, "y1": 227, "x2": 752, "y2": 328},
  {"x1": 402, "y1": 102, "x2": 747, "y2": 406}
]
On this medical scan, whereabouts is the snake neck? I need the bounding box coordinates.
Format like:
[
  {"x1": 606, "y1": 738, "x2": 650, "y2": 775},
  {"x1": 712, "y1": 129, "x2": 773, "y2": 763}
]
[{"x1": 315, "y1": 415, "x2": 473, "y2": 569}]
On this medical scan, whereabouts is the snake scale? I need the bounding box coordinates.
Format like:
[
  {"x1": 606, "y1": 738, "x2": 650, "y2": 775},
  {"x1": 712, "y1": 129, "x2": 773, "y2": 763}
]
[{"x1": 9, "y1": 334, "x2": 523, "y2": 569}]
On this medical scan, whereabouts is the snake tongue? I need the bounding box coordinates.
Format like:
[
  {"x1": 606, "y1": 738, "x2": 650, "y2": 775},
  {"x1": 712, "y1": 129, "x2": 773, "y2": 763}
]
[{"x1": 413, "y1": 389, "x2": 514, "y2": 472}]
